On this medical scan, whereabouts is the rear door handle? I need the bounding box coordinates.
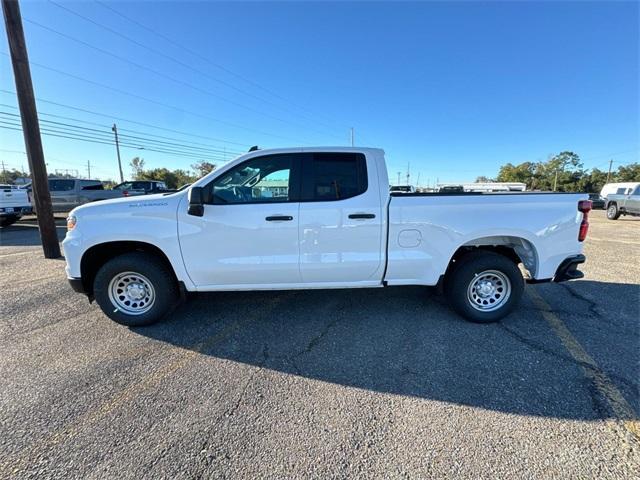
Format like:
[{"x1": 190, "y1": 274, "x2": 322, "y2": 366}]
[
  {"x1": 265, "y1": 215, "x2": 293, "y2": 221},
  {"x1": 348, "y1": 213, "x2": 375, "y2": 219}
]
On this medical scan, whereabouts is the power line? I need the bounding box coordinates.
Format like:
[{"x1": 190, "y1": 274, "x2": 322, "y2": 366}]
[
  {"x1": 46, "y1": 0, "x2": 346, "y2": 142},
  {"x1": 23, "y1": 17, "x2": 345, "y2": 141},
  {"x1": 92, "y1": 0, "x2": 353, "y2": 135},
  {"x1": 0, "y1": 123, "x2": 230, "y2": 161},
  {"x1": 0, "y1": 90, "x2": 249, "y2": 148},
  {"x1": 1, "y1": 51, "x2": 313, "y2": 143},
  {"x1": 0, "y1": 110, "x2": 241, "y2": 156},
  {"x1": 0, "y1": 113, "x2": 236, "y2": 159}
]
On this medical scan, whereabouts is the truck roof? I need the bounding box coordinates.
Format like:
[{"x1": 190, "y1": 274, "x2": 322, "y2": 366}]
[{"x1": 234, "y1": 146, "x2": 385, "y2": 157}]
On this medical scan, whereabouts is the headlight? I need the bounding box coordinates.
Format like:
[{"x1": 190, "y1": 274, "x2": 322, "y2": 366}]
[{"x1": 66, "y1": 215, "x2": 77, "y2": 231}]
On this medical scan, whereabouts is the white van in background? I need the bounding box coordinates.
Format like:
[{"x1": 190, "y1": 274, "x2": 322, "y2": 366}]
[{"x1": 600, "y1": 182, "x2": 640, "y2": 198}]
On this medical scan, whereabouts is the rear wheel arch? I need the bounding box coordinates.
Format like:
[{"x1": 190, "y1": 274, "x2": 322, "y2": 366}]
[
  {"x1": 446, "y1": 235, "x2": 538, "y2": 279},
  {"x1": 80, "y1": 241, "x2": 177, "y2": 296}
]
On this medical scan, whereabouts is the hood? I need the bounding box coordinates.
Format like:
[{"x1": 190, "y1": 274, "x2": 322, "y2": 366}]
[{"x1": 71, "y1": 191, "x2": 184, "y2": 216}]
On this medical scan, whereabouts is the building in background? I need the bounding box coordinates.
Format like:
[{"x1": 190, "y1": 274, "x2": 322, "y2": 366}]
[{"x1": 437, "y1": 182, "x2": 527, "y2": 192}]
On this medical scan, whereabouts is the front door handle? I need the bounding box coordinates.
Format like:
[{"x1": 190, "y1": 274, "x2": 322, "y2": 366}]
[
  {"x1": 265, "y1": 215, "x2": 293, "y2": 221},
  {"x1": 348, "y1": 213, "x2": 375, "y2": 219}
]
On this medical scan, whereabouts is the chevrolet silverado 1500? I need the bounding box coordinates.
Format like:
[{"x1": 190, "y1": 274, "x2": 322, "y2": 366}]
[{"x1": 62, "y1": 148, "x2": 591, "y2": 326}]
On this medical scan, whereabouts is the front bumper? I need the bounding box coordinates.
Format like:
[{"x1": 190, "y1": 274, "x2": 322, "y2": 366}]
[
  {"x1": 68, "y1": 277, "x2": 87, "y2": 294},
  {"x1": 553, "y1": 254, "x2": 586, "y2": 282}
]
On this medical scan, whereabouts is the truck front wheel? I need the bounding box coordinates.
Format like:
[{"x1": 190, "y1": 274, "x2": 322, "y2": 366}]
[
  {"x1": 445, "y1": 251, "x2": 524, "y2": 323},
  {"x1": 93, "y1": 252, "x2": 179, "y2": 327},
  {"x1": 606, "y1": 203, "x2": 620, "y2": 220}
]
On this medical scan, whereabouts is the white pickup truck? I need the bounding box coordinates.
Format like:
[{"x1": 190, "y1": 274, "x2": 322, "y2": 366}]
[
  {"x1": 0, "y1": 185, "x2": 32, "y2": 227},
  {"x1": 62, "y1": 148, "x2": 591, "y2": 326}
]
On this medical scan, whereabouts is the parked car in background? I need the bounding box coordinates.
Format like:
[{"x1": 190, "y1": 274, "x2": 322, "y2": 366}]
[
  {"x1": 389, "y1": 185, "x2": 415, "y2": 193},
  {"x1": 588, "y1": 193, "x2": 605, "y2": 210},
  {"x1": 0, "y1": 184, "x2": 32, "y2": 227},
  {"x1": 27, "y1": 179, "x2": 140, "y2": 213},
  {"x1": 63, "y1": 147, "x2": 590, "y2": 327},
  {"x1": 604, "y1": 183, "x2": 640, "y2": 220},
  {"x1": 112, "y1": 180, "x2": 172, "y2": 195},
  {"x1": 438, "y1": 185, "x2": 465, "y2": 193}
]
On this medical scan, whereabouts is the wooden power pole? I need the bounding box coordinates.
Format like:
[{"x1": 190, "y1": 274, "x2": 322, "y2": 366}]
[
  {"x1": 2, "y1": 0, "x2": 60, "y2": 258},
  {"x1": 112, "y1": 123, "x2": 124, "y2": 182}
]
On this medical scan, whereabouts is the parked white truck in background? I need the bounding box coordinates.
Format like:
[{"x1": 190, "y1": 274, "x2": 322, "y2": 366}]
[
  {"x1": 0, "y1": 184, "x2": 32, "y2": 227},
  {"x1": 62, "y1": 148, "x2": 591, "y2": 326}
]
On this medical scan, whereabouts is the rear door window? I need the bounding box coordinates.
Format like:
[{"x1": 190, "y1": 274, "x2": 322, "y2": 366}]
[
  {"x1": 301, "y1": 153, "x2": 367, "y2": 201},
  {"x1": 80, "y1": 181, "x2": 103, "y2": 190},
  {"x1": 49, "y1": 179, "x2": 75, "y2": 191}
]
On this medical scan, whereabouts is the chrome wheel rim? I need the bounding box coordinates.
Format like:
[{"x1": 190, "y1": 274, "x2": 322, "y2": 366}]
[
  {"x1": 108, "y1": 271, "x2": 155, "y2": 315},
  {"x1": 608, "y1": 205, "x2": 616, "y2": 217},
  {"x1": 467, "y1": 270, "x2": 511, "y2": 312}
]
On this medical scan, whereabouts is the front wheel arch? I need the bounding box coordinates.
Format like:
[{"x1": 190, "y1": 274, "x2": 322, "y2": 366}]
[{"x1": 80, "y1": 241, "x2": 177, "y2": 296}]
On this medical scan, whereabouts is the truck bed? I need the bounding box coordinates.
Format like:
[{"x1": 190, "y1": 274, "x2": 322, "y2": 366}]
[{"x1": 385, "y1": 192, "x2": 586, "y2": 285}]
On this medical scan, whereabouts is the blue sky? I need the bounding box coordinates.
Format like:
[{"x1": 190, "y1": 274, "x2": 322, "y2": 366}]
[{"x1": 0, "y1": 1, "x2": 638, "y2": 184}]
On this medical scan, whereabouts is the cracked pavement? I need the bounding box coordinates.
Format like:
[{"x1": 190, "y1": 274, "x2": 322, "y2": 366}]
[{"x1": 0, "y1": 210, "x2": 638, "y2": 478}]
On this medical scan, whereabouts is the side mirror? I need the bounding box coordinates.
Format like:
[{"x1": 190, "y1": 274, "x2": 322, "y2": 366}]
[{"x1": 188, "y1": 186, "x2": 205, "y2": 217}]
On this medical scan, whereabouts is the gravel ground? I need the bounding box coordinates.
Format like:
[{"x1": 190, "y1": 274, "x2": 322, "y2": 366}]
[{"x1": 0, "y1": 210, "x2": 638, "y2": 479}]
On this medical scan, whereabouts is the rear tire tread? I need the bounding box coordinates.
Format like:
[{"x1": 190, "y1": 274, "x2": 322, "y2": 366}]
[{"x1": 445, "y1": 251, "x2": 525, "y2": 323}]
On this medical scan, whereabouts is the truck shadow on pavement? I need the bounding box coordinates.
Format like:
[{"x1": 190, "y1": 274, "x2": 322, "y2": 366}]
[{"x1": 133, "y1": 281, "x2": 639, "y2": 422}]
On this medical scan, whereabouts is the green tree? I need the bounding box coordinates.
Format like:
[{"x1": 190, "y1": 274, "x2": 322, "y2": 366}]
[
  {"x1": 496, "y1": 152, "x2": 588, "y2": 191},
  {"x1": 475, "y1": 176, "x2": 495, "y2": 183},
  {"x1": 0, "y1": 167, "x2": 29, "y2": 184},
  {"x1": 137, "y1": 167, "x2": 195, "y2": 189},
  {"x1": 496, "y1": 162, "x2": 536, "y2": 186},
  {"x1": 191, "y1": 161, "x2": 216, "y2": 178},
  {"x1": 130, "y1": 157, "x2": 146, "y2": 179},
  {"x1": 577, "y1": 168, "x2": 608, "y2": 193},
  {"x1": 616, "y1": 163, "x2": 640, "y2": 182}
]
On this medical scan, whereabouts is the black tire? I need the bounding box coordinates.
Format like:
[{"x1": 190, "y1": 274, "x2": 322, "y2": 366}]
[
  {"x1": 445, "y1": 251, "x2": 525, "y2": 323},
  {"x1": 0, "y1": 215, "x2": 19, "y2": 228},
  {"x1": 606, "y1": 203, "x2": 620, "y2": 220},
  {"x1": 93, "y1": 252, "x2": 179, "y2": 327}
]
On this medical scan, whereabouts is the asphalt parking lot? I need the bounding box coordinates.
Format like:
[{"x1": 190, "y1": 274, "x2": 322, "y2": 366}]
[{"x1": 1, "y1": 210, "x2": 638, "y2": 479}]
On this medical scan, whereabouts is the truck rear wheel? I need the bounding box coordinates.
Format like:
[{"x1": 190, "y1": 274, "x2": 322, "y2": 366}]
[
  {"x1": 93, "y1": 252, "x2": 178, "y2": 327},
  {"x1": 445, "y1": 251, "x2": 524, "y2": 323}
]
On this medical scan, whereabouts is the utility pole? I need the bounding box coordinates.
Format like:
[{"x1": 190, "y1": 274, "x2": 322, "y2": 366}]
[
  {"x1": 553, "y1": 170, "x2": 558, "y2": 191},
  {"x1": 406, "y1": 163, "x2": 410, "y2": 185},
  {"x1": 112, "y1": 123, "x2": 124, "y2": 182},
  {"x1": 416, "y1": 172, "x2": 420, "y2": 188},
  {"x1": 606, "y1": 159, "x2": 613, "y2": 183},
  {"x1": 86, "y1": 159, "x2": 91, "y2": 179},
  {"x1": 2, "y1": 0, "x2": 60, "y2": 258},
  {"x1": 350, "y1": 127, "x2": 354, "y2": 147},
  {"x1": 397, "y1": 171, "x2": 401, "y2": 185}
]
